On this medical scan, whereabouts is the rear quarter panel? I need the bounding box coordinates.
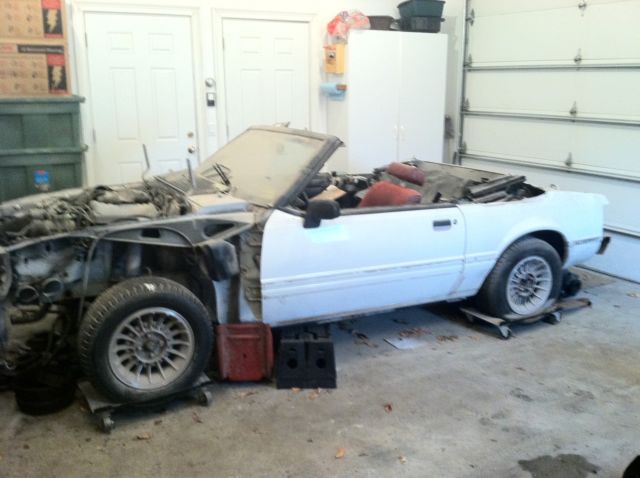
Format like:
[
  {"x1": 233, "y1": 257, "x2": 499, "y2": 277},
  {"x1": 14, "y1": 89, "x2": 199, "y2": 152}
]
[{"x1": 454, "y1": 191, "x2": 606, "y2": 297}]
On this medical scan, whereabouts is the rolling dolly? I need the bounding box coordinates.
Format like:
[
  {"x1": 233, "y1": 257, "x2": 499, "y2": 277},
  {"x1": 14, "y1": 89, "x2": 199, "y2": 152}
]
[
  {"x1": 459, "y1": 297, "x2": 592, "y2": 339},
  {"x1": 78, "y1": 374, "x2": 214, "y2": 433}
]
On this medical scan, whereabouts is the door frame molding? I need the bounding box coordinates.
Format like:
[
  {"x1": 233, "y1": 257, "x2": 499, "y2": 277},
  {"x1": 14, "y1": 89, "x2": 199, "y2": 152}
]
[
  {"x1": 70, "y1": 2, "x2": 207, "y2": 186},
  {"x1": 211, "y1": 8, "x2": 320, "y2": 145}
]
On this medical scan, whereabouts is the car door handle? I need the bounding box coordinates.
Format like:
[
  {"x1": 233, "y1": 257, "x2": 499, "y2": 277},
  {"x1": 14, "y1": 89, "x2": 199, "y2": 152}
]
[{"x1": 433, "y1": 219, "x2": 452, "y2": 229}]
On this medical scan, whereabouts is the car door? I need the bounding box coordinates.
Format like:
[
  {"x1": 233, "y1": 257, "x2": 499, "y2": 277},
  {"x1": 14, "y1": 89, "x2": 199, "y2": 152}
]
[{"x1": 260, "y1": 205, "x2": 466, "y2": 325}]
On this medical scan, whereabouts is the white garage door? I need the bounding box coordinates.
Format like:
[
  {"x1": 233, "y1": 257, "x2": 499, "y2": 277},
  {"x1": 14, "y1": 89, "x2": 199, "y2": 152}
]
[{"x1": 459, "y1": 0, "x2": 640, "y2": 282}]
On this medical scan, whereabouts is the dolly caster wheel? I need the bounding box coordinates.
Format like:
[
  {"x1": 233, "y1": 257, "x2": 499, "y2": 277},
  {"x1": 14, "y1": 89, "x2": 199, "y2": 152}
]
[
  {"x1": 196, "y1": 389, "x2": 213, "y2": 407},
  {"x1": 544, "y1": 312, "x2": 562, "y2": 325},
  {"x1": 498, "y1": 326, "x2": 512, "y2": 340},
  {"x1": 98, "y1": 413, "x2": 115, "y2": 433}
]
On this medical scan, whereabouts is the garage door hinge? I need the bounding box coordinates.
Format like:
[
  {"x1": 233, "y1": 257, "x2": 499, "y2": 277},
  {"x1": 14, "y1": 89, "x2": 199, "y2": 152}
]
[
  {"x1": 565, "y1": 153, "x2": 573, "y2": 168},
  {"x1": 466, "y1": 9, "x2": 475, "y2": 25},
  {"x1": 464, "y1": 54, "x2": 473, "y2": 67},
  {"x1": 460, "y1": 142, "x2": 467, "y2": 154},
  {"x1": 569, "y1": 102, "x2": 578, "y2": 116},
  {"x1": 578, "y1": 1, "x2": 587, "y2": 13},
  {"x1": 462, "y1": 98, "x2": 470, "y2": 111},
  {"x1": 574, "y1": 49, "x2": 582, "y2": 64}
]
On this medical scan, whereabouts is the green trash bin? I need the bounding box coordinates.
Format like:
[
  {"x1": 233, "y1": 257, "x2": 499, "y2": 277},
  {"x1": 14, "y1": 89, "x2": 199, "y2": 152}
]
[{"x1": 0, "y1": 95, "x2": 86, "y2": 201}]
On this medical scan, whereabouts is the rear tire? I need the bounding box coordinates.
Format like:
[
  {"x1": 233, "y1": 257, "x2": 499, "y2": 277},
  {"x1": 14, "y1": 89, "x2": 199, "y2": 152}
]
[
  {"x1": 476, "y1": 237, "x2": 562, "y2": 319},
  {"x1": 78, "y1": 276, "x2": 213, "y2": 403}
]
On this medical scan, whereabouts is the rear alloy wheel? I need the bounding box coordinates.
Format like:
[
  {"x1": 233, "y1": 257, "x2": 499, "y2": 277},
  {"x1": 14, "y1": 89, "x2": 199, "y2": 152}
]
[
  {"x1": 78, "y1": 277, "x2": 213, "y2": 403},
  {"x1": 476, "y1": 237, "x2": 562, "y2": 319}
]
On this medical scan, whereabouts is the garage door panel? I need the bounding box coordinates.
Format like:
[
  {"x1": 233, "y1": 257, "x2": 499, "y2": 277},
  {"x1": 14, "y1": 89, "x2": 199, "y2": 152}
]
[
  {"x1": 464, "y1": 117, "x2": 640, "y2": 179},
  {"x1": 468, "y1": 1, "x2": 640, "y2": 65},
  {"x1": 466, "y1": 70, "x2": 640, "y2": 120},
  {"x1": 468, "y1": 8, "x2": 580, "y2": 65},
  {"x1": 460, "y1": 157, "x2": 640, "y2": 282},
  {"x1": 469, "y1": 0, "x2": 624, "y2": 17},
  {"x1": 583, "y1": 2, "x2": 640, "y2": 61}
]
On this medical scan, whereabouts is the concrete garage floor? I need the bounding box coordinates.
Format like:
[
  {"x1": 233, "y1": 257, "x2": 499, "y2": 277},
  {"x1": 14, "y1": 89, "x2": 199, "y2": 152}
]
[{"x1": 1, "y1": 271, "x2": 639, "y2": 478}]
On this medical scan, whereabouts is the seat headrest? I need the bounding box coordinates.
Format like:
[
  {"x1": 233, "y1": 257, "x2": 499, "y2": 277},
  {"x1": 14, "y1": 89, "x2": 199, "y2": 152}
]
[{"x1": 387, "y1": 162, "x2": 425, "y2": 186}]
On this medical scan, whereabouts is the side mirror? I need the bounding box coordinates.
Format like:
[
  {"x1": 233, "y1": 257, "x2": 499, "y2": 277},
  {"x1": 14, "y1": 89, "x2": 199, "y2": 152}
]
[{"x1": 303, "y1": 200, "x2": 341, "y2": 229}]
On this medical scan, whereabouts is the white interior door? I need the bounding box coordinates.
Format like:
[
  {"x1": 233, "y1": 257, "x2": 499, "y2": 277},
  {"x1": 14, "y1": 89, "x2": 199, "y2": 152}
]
[
  {"x1": 85, "y1": 12, "x2": 198, "y2": 185},
  {"x1": 222, "y1": 18, "x2": 310, "y2": 140}
]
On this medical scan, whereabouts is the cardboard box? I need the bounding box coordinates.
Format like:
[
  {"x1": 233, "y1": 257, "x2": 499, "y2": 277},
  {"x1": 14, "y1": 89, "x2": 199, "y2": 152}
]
[
  {"x1": 0, "y1": 0, "x2": 66, "y2": 40},
  {"x1": 0, "y1": 41, "x2": 69, "y2": 96},
  {"x1": 324, "y1": 44, "x2": 346, "y2": 74}
]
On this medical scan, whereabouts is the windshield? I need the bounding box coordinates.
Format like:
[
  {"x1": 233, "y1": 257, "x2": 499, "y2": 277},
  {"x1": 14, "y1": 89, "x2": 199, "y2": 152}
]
[{"x1": 195, "y1": 128, "x2": 332, "y2": 205}]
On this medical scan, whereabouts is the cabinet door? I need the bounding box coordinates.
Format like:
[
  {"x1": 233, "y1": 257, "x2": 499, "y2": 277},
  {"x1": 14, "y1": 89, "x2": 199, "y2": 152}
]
[
  {"x1": 347, "y1": 30, "x2": 401, "y2": 173},
  {"x1": 397, "y1": 33, "x2": 448, "y2": 163}
]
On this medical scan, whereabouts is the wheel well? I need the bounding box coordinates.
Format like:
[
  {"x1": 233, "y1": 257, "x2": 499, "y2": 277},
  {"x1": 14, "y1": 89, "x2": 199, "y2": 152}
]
[
  {"x1": 527, "y1": 230, "x2": 567, "y2": 263},
  {"x1": 135, "y1": 244, "x2": 217, "y2": 316}
]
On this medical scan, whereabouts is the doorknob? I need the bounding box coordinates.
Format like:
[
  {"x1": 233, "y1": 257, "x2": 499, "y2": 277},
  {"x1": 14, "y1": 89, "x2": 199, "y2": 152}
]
[{"x1": 187, "y1": 145, "x2": 197, "y2": 154}]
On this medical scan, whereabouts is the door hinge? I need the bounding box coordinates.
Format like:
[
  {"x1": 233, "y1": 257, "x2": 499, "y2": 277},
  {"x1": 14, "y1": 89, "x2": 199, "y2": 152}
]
[
  {"x1": 565, "y1": 152, "x2": 574, "y2": 168},
  {"x1": 574, "y1": 48, "x2": 582, "y2": 65},
  {"x1": 569, "y1": 101, "x2": 578, "y2": 116},
  {"x1": 462, "y1": 98, "x2": 470, "y2": 111},
  {"x1": 578, "y1": 1, "x2": 587, "y2": 13},
  {"x1": 466, "y1": 9, "x2": 475, "y2": 25},
  {"x1": 84, "y1": 32, "x2": 88, "y2": 47},
  {"x1": 464, "y1": 54, "x2": 473, "y2": 68}
]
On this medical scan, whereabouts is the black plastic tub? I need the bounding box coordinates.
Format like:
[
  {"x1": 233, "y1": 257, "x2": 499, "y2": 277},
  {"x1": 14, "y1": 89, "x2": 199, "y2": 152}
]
[
  {"x1": 400, "y1": 16, "x2": 444, "y2": 33},
  {"x1": 398, "y1": 0, "x2": 445, "y2": 18}
]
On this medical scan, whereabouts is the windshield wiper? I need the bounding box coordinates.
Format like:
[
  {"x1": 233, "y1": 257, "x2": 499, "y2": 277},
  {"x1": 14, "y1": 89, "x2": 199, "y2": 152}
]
[
  {"x1": 200, "y1": 163, "x2": 231, "y2": 187},
  {"x1": 212, "y1": 163, "x2": 231, "y2": 187}
]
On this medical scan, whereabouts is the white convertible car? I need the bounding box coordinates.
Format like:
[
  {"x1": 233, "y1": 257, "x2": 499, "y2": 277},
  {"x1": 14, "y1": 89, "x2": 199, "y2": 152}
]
[{"x1": 0, "y1": 126, "x2": 608, "y2": 401}]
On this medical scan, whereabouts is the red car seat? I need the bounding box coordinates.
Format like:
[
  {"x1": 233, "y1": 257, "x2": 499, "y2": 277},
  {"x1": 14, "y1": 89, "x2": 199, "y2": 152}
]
[
  {"x1": 387, "y1": 162, "x2": 425, "y2": 186},
  {"x1": 358, "y1": 181, "x2": 422, "y2": 208}
]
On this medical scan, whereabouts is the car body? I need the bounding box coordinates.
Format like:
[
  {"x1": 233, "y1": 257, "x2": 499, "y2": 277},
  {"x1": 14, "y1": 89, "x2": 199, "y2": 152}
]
[{"x1": 0, "y1": 126, "x2": 608, "y2": 400}]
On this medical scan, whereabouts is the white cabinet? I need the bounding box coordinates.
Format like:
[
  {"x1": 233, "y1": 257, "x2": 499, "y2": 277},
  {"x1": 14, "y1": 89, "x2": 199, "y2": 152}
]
[{"x1": 344, "y1": 30, "x2": 447, "y2": 173}]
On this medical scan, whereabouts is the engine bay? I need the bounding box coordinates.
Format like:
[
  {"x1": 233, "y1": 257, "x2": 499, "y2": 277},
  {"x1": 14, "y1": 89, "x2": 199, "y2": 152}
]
[{"x1": 0, "y1": 182, "x2": 190, "y2": 247}]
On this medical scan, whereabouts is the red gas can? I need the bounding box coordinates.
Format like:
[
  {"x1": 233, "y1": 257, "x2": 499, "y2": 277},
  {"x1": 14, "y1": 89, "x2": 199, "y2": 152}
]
[{"x1": 216, "y1": 323, "x2": 274, "y2": 382}]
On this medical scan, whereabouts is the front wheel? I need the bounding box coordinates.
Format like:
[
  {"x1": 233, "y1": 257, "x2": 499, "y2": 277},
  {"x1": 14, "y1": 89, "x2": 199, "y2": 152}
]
[
  {"x1": 476, "y1": 237, "x2": 562, "y2": 319},
  {"x1": 78, "y1": 276, "x2": 213, "y2": 403}
]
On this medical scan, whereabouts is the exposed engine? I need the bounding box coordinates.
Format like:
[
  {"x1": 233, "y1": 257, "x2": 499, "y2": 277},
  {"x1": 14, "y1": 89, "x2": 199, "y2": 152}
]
[
  {"x1": 0, "y1": 182, "x2": 192, "y2": 339},
  {"x1": 0, "y1": 182, "x2": 189, "y2": 247}
]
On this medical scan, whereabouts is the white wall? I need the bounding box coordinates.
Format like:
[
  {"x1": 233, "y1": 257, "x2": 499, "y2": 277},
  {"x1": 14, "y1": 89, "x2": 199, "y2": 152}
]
[{"x1": 67, "y1": 0, "x2": 468, "y2": 182}]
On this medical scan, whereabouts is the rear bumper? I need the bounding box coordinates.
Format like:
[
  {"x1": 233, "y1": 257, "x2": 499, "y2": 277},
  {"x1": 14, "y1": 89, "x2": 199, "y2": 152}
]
[{"x1": 597, "y1": 236, "x2": 611, "y2": 255}]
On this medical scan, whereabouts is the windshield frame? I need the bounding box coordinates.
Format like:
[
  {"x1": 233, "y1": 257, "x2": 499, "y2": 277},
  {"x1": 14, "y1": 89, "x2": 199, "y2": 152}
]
[{"x1": 197, "y1": 126, "x2": 343, "y2": 208}]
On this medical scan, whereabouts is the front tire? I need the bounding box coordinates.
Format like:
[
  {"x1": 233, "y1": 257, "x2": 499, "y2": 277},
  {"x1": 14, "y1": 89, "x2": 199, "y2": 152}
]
[
  {"x1": 78, "y1": 276, "x2": 213, "y2": 403},
  {"x1": 476, "y1": 237, "x2": 562, "y2": 319}
]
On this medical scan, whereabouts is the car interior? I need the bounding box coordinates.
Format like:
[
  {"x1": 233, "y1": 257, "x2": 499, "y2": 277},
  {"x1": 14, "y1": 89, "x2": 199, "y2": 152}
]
[{"x1": 296, "y1": 161, "x2": 546, "y2": 212}]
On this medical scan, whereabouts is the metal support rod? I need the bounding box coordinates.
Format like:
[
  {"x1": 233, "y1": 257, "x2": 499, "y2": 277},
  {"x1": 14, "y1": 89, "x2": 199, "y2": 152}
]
[
  {"x1": 603, "y1": 225, "x2": 640, "y2": 240},
  {"x1": 465, "y1": 63, "x2": 640, "y2": 72},
  {"x1": 459, "y1": 152, "x2": 640, "y2": 184},
  {"x1": 463, "y1": 110, "x2": 640, "y2": 128},
  {"x1": 455, "y1": 0, "x2": 471, "y2": 165}
]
